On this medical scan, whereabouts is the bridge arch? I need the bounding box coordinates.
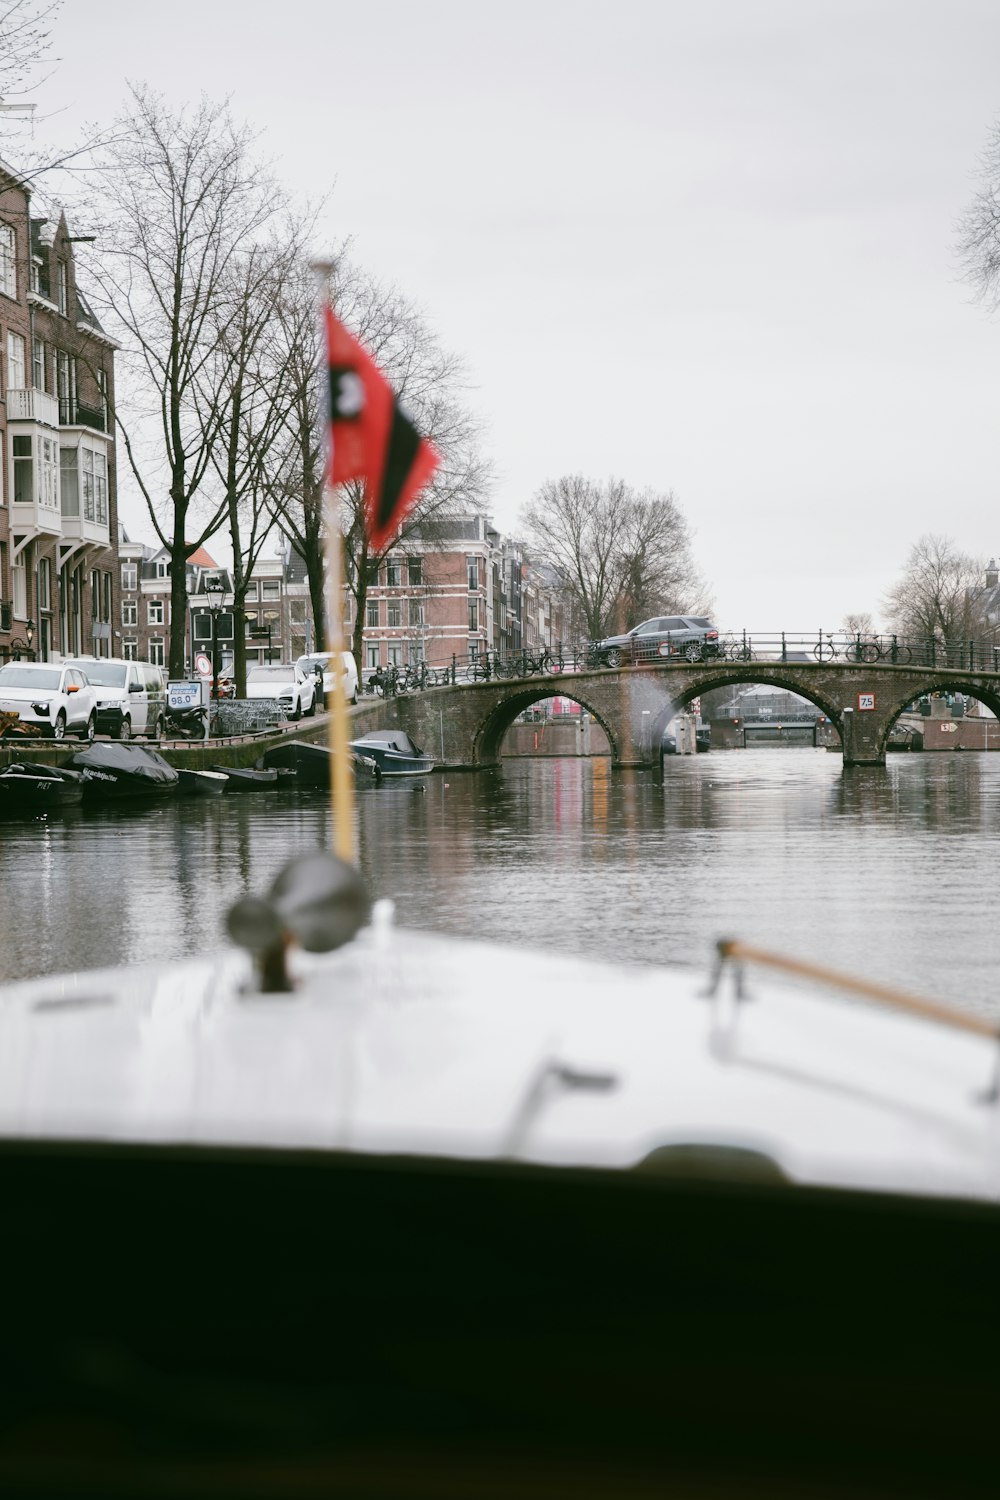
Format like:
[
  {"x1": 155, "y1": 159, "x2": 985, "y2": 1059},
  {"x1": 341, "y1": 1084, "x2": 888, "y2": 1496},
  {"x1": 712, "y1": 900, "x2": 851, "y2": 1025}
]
[
  {"x1": 877, "y1": 678, "x2": 1000, "y2": 759},
  {"x1": 471, "y1": 685, "x2": 620, "y2": 764},
  {"x1": 652, "y1": 670, "x2": 846, "y2": 749}
]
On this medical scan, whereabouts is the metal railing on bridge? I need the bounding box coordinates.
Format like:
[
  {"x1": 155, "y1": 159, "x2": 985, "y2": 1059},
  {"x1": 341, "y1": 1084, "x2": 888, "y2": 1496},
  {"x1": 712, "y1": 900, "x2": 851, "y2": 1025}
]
[{"x1": 358, "y1": 632, "x2": 1000, "y2": 697}]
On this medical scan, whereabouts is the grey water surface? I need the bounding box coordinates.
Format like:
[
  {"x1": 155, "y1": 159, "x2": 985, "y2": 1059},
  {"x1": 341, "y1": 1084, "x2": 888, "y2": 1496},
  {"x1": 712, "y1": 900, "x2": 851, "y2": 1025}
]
[{"x1": 1, "y1": 749, "x2": 997, "y2": 1016}]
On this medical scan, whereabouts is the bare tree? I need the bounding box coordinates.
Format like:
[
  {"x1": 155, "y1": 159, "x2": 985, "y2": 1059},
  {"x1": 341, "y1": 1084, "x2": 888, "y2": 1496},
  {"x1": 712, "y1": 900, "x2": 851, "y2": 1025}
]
[
  {"x1": 882, "y1": 535, "x2": 987, "y2": 645},
  {"x1": 84, "y1": 86, "x2": 286, "y2": 674},
  {"x1": 0, "y1": 0, "x2": 60, "y2": 108},
  {"x1": 196, "y1": 228, "x2": 314, "y2": 694},
  {"x1": 519, "y1": 476, "x2": 706, "y2": 642},
  {"x1": 957, "y1": 116, "x2": 1000, "y2": 311},
  {"x1": 265, "y1": 257, "x2": 490, "y2": 665}
]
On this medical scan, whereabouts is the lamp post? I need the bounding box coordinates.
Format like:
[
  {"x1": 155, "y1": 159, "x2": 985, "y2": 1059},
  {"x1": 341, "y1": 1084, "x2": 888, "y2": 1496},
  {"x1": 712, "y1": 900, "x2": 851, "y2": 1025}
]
[{"x1": 204, "y1": 577, "x2": 225, "y2": 705}]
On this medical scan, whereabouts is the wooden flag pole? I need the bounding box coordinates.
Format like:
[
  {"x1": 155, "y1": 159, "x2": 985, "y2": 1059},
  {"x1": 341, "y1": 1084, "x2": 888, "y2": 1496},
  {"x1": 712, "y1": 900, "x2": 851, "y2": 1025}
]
[{"x1": 313, "y1": 260, "x2": 356, "y2": 865}]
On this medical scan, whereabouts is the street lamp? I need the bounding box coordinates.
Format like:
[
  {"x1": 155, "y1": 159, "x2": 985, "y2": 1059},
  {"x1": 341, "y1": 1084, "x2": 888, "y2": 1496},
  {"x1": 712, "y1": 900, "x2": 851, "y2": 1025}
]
[
  {"x1": 25, "y1": 619, "x2": 34, "y2": 653},
  {"x1": 204, "y1": 577, "x2": 225, "y2": 704}
]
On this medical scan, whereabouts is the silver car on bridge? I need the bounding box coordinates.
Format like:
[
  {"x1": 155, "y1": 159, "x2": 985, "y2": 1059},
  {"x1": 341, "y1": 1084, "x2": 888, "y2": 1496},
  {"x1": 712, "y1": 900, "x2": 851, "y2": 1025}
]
[{"x1": 595, "y1": 615, "x2": 723, "y2": 667}]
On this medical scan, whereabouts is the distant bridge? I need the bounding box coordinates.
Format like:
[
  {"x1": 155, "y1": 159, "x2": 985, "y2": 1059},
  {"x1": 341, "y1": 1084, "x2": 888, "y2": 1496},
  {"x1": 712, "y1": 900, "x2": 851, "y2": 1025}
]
[{"x1": 347, "y1": 656, "x2": 1000, "y2": 768}]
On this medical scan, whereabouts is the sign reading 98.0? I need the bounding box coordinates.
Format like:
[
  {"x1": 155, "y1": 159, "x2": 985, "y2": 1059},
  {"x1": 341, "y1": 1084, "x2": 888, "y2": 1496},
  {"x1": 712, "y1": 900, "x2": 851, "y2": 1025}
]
[{"x1": 168, "y1": 681, "x2": 204, "y2": 710}]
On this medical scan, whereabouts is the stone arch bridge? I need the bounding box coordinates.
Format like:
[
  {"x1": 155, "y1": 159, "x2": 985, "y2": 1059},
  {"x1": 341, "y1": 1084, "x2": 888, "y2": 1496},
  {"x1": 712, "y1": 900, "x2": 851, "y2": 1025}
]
[{"x1": 346, "y1": 659, "x2": 1000, "y2": 769}]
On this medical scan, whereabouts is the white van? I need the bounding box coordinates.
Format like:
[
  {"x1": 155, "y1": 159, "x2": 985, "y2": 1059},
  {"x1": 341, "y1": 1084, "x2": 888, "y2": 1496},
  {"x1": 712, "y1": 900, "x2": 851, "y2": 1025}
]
[
  {"x1": 64, "y1": 657, "x2": 167, "y2": 740},
  {"x1": 295, "y1": 651, "x2": 359, "y2": 706}
]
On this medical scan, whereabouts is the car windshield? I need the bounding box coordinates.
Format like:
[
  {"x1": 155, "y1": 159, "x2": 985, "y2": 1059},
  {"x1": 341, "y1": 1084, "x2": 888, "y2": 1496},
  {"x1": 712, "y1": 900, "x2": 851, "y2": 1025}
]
[
  {"x1": 0, "y1": 666, "x2": 61, "y2": 688},
  {"x1": 70, "y1": 663, "x2": 127, "y2": 688},
  {"x1": 298, "y1": 657, "x2": 328, "y2": 673}
]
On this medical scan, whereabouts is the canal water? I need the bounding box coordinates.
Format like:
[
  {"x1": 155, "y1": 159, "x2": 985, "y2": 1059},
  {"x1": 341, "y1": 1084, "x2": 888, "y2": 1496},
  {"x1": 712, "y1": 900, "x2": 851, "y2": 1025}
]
[{"x1": 1, "y1": 749, "x2": 997, "y2": 1017}]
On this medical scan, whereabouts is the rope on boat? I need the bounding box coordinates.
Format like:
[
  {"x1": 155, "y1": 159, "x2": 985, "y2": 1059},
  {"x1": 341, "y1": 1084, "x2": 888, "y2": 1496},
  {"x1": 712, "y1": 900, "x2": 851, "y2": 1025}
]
[{"x1": 710, "y1": 939, "x2": 999, "y2": 1041}]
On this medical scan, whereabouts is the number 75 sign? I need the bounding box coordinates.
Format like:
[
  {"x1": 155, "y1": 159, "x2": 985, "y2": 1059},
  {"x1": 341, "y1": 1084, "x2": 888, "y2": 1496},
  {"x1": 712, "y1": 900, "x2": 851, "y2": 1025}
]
[{"x1": 857, "y1": 692, "x2": 876, "y2": 711}]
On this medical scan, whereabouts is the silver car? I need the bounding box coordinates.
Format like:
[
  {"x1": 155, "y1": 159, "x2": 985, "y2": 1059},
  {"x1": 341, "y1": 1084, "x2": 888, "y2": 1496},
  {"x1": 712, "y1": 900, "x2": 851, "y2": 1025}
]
[{"x1": 596, "y1": 616, "x2": 722, "y2": 667}]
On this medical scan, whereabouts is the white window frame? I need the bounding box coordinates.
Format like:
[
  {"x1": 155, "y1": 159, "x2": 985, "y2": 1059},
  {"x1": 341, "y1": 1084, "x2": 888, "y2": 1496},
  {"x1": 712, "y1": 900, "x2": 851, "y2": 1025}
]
[
  {"x1": 148, "y1": 599, "x2": 164, "y2": 626},
  {"x1": 0, "y1": 223, "x2": 16, "y2": 299},
  {"x1": 148, "y1": 637, "x2": 165, "y2": 667},
  {"x1": 7, "y1": 331, "x2": 25, "y2": 391},
  {"x1": 122, "y1": 601, "x2": 137, "y2": 627},
  {"x1": 12, "y1": 561, "x2": 26, "y2": 618},
  {"x1": 121, "y1": 562, "x2": 137, "y2": 592}
]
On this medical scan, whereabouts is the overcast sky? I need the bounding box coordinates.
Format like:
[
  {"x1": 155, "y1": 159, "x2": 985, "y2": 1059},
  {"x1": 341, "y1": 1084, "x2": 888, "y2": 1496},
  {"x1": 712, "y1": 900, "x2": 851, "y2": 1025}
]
[{"x1": 25, "y1": 0, "x2": 1000, "y2": 630}]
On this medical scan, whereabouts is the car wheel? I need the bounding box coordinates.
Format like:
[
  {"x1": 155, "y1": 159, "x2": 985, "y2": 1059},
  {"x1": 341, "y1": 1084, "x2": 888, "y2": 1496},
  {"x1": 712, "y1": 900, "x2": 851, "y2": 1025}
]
[
  {"x1": 304, "y1": 694, "x2": 316, "y2": 717},
  {"x1": 52, "y1": 711, "x2": 66, "y2": 741},
  {"x1": 683, "y1": 642, "x2": 704, "y2": 662},
  {"x1": 118, "y1": 716, "x2": 132, "y2": 741},
  {"x1": 604, "y1": 647, "x2": 623, "y2": 669},
  {"x1": 80, "y1": 712, "x2": 96, "y2": 743},
  {"x1": 292, "y1": 699, "x2": 302, "y2": 721},
  {"x1": 350, "y1": 687, "x2": 358, "y2": 705},
  {"x1": 148, "y1": 716, "x2": 164, "y2": 740}
]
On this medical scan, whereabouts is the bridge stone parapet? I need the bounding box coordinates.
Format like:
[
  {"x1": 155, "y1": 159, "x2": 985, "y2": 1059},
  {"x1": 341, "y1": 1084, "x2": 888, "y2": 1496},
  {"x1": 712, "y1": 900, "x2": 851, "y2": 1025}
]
[{"x1": 341, "y1": 660, "x2": 1000, "y2": 770}]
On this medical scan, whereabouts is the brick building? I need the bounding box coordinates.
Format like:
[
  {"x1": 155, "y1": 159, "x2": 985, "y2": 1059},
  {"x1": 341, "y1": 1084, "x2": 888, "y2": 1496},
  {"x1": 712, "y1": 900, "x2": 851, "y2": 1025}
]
[{"x1": 0, "y1": 160, "x2": 119, "y2": 663}]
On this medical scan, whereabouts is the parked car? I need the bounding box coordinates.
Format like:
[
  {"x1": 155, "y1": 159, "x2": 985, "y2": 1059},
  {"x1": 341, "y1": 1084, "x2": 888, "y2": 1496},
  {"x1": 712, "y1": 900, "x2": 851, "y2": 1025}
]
[
  {"x1": 595, "y1": 616, "x2": 722, "y2": 667},
  {"x1": 63, "y1": 657, "x2": 166, "y2": 740},
  {"x1": 246, "y1": 663, "x2": 317, "y2": 720},
  {"x1": 295, "y1": 651, "x2": 360, "y2": 706},
  {"x1": 0, "y1": 661, "x2": 98, "y2": 740}
]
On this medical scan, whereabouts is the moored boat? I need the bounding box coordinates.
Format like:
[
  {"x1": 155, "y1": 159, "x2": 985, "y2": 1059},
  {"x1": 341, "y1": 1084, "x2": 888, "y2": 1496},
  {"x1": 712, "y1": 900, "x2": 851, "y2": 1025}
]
[
  {"x1": 176, "y1": 767, "x2": 229, "y2": 796},
  {"x1": 261, "y1": 738, "x2": 381, "y2": 788},
  {"x1": 65, "y1": 742, "x2": 179, "y2": 799},
  {"x1": 211, "y1": 763, "x2": 279, "y2": 791},
  {"x1": 0, "y1": 762, "x2": 85, "y2": 812},
  {"x1": 348, "y1": 727, "x2": 434, "y2": 776}
]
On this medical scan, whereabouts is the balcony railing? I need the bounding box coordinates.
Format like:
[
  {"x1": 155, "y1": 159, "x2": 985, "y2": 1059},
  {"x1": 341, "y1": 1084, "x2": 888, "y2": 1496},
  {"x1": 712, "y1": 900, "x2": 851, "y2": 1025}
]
[
  {"x1": 60, "y1": 402, "x2": 108, "y2": 433},
  {"x1": 7, "y1": 388, "x2": 59, "y2": 427}
]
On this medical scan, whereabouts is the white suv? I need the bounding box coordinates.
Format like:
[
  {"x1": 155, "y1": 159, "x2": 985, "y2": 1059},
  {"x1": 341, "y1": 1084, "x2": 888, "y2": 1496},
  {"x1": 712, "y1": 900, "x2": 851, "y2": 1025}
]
[
  {"x1": 0, "y1": 662, "x2": 98, "y2": 740},
  {"x1": 295, "y1": 651, "x2": 359, "y2": 706},
  {"x1": 246, "y1": 663, "x2": 317, "y2": 720}
]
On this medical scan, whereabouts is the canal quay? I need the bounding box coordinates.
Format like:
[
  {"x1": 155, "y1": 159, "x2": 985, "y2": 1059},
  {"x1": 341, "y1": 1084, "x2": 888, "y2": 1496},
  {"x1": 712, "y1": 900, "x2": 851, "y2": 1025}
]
[{"x1": 2, "y1": 746, "x2": 998, "y2": 1025}]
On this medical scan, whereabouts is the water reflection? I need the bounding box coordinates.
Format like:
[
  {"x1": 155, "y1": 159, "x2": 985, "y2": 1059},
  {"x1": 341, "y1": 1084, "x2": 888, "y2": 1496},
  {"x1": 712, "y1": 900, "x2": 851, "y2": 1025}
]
[{"x1": 1, "y1": 750, "x2": 998, "y2": 1018}]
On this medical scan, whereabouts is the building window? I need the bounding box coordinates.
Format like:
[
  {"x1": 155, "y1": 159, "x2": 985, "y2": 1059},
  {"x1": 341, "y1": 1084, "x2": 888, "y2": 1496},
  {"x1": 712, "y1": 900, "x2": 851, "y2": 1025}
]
[
  {"x1": 39, "y1": 557, "x2": 51, "y2": 610},
  {"x1": 12, "y1": 561, "x2": 26, "y2": 617},
  {"x1": 0, "y1": 223, "x2": 15, "y2": 299},
  {"x1": 121, "y1": 562, "x2": 137, "y2": 592},
  {"x1": 32, "y1": 337, "x2": 45, "y2": 391},
  {"x1": 156, "y1": 560, "x2": 168, "y2": 579},
  {"x1": 409, "y1": 600, "x2": 424, "y2": 628},
  {"x1": 365, "y1": 560, "x2": 380, "y2": 587},
  {"x1": 97, "y1": 368, "x2": 108, "y2": 429},
  {"x1": 103, "y1": 572, "x2": 111, "y2": 622},
  {"x1": 408, "y1": 558, "x2": 422, "y2": 586},
  {"x1": 246, "y1": 580, "x2": 259, "y2": 601},
  {"x1": 366, "y1": 644, "x2": 381, "y2": 670},
  {"x1": 30, "y1": 255, "x2": 49, "y2": 300},
  {"x1": 148, "y1": 637, "x2": 164, "y2": 667},
  {"x1": 56, "y1": 350, "x2": 76, "y2": 423},
  {"x1": 60, "y1": 447, "x2": 79, "y2": 516},
  {"x1": 57, "y1": 260, "x2": 68, "y2": 316},
  {"x1": 467, "y1": 555, "x2": 478, "y2": 591},
  {"x1": 366, "y1": 600, "x2": 379, "y2": 628},
  {"x1": 123, "y1": 639, "x2": 138, "y2": 661},
  {"x1": 122, "y1": 601, "x2": 137, "y2": 627},
  {"x1": 193, "y1": 613, "x2": 212, "y2": 642},
  {"x1": 260, "y1": 579, "x2": 280, "y2": 601},
  {"x1": 387, "y1": 601, "x2": 401, "y2": 628},
  {"x1": 387, "y1": 642, "x2": 402, "y2": 667},
  {"x1": 148, "y1": 599, "x2": 164, "y2": 625},
  {"x1": 468, "y1": 599, "x2": 478, "y2": 632},
  {"x1": 7, "y1": 331, "x2": 25, "y2": 391},
  {"x1": 386, "y1": 559, "x2": 402, "y2": 588},
  {"x1": 13, "y1": 436, "x2": 32, "y2": 504}
]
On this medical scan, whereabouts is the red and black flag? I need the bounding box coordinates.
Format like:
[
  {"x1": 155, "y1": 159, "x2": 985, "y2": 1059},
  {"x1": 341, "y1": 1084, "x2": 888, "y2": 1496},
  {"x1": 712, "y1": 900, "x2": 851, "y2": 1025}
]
[{"x1": 323, "y1": 303, "x2": 439, "y2": 552}]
